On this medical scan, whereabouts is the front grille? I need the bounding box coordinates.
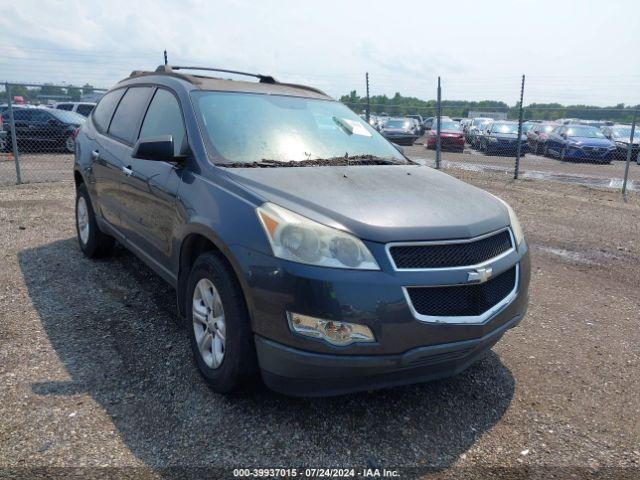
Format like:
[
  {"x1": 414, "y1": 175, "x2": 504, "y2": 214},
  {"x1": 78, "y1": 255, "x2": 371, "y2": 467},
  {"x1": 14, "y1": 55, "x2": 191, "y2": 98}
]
[
  {"x1": 406, "y1": 266, "x2": 517, "y2": 318},
  {"x1": 389, "y1": 230, "x2": 512, "y2": 269}
]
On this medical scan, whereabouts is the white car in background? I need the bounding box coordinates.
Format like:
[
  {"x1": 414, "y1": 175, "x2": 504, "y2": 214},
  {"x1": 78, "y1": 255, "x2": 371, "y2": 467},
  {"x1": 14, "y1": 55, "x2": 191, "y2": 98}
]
[{"x1": 50, "y1": 102, "x2": 96, "y2": 117}]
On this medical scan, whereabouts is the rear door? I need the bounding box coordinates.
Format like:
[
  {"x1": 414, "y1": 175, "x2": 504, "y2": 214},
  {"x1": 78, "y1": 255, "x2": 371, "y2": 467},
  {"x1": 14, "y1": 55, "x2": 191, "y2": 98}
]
[
  {"x1": 88, "y1": 88, "x2": 127, "y2": 227},
  {"x1": 118, "y1": 87, "x2": 186, "y2": 271},
  {"x1": 100, "y1": 86, "x2": 154, "y2": 233}
]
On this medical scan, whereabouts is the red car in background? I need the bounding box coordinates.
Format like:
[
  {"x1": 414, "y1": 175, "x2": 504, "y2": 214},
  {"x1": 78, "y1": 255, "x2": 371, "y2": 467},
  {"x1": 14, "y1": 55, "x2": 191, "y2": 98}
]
[
  {"x1": 527, "y1": 122, "x2": 557, "y2": 155},
  {"x1": 425, "y1": 120, "x2": 465, "y2": 152}
]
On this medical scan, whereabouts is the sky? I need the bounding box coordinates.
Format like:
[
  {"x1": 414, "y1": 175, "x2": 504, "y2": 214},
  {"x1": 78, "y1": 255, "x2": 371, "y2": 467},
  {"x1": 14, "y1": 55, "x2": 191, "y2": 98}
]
[{"x1": 0, "y1": 0, "x2": 638, "y2": 106}]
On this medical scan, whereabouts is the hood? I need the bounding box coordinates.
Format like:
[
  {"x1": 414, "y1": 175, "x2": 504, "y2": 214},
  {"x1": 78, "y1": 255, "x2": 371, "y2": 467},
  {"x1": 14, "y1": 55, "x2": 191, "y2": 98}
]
[
  {"x1": 224, "y1": 165, "x2": 509, "y2": 243},
  {"x1": 438, "y1": 130, "x2": 463, "y2": 136},
  {"x1": 568, "y1": 137, "x2": 613, "y2": 147}
]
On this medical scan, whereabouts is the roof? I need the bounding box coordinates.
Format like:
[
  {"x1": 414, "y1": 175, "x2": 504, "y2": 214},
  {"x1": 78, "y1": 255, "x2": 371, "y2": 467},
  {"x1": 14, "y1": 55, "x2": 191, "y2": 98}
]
[{"x1": 119, "y1": 65, "x2": 333, "y2": 101}]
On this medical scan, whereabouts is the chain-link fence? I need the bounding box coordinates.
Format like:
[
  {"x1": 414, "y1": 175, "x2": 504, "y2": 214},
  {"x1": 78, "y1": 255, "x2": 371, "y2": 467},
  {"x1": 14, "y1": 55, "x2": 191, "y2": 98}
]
[
  {"x1": 343, "y1": 74, "x2": 640, "y2": 196},
  {"x1": 2, "y1": 77, "x2": 639, "y2": 196},
  {"x1": 0, "y1": 83, "x2": 107, "y2": 185}
]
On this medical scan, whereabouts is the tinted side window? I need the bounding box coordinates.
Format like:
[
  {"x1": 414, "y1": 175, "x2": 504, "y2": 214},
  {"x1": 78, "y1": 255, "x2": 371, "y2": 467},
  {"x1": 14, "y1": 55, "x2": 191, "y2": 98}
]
[
  {"x1": 30, "y1": 110, "x2": 52, "y2": 122},
  {"x1": 139, "y1": 89, "x2": 186, "y2": 155},
  {"x1": 76, "y1": 104, "x2": 94, "y2": 116},
  {"x1": 93, "y1": 89, "x2": 125, "y2": 133},
  {"x1": 108, "y1": 87, "x2": 154, "y2": 144},
  {"x1": 13, "y1": 110, "x2": 32, "y2": 121},
  {"x1": 56, "y1": 104, "x2": 73, "y2": 111}
]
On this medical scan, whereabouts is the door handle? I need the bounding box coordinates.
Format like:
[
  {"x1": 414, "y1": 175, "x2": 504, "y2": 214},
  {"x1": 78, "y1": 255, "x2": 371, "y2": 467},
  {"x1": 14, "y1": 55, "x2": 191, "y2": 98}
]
[
  {"x1": 91, "y1": 150, "x2": 100, "y2": 160},
  {"x1": 122, "y1": 166, "x2": 133, "y2": 177}
]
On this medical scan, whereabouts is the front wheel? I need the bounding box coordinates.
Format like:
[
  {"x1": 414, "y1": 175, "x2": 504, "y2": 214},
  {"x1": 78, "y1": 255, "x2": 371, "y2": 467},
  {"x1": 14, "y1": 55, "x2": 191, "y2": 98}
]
[
  {"x1": 76, "y1": 183, "x2": 115, "y2": 258},
  {"x1": 186, "y1": 252, "x2": 257, "y2": 394}
]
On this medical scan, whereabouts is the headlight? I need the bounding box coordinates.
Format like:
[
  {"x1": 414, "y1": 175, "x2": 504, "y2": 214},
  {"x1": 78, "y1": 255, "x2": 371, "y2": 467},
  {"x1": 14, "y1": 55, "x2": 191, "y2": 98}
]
[
  {"x1": 491, "y1": 195, "x2": 525, "y2": 247},
  {"x1": 287, "y1": 312, "x2": 375, "y2": 346},
  {"x1": 257, "y1": 202, "x2": 380, "y2": 270}
]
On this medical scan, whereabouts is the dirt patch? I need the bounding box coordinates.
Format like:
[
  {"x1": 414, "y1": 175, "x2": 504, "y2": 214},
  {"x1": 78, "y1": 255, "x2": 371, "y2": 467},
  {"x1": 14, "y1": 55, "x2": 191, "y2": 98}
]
[{"x1": 1, "y1": 175, "x2": 639, "y2": 476}]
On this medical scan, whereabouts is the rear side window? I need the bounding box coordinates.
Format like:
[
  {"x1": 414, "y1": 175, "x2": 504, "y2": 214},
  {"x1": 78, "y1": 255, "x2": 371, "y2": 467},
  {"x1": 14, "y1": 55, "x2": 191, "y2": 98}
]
[
  {"x1": 56, "y1": 104, "x2": 73, "y2": 111},
  {"x1": 139, "y1": 89, "x2": 186, "y2": 155},
  {"x1": 93, "y1": 89, "x2": 125, "y2": 133},
  {"x1": 12, "y1": 110, "x2": 31, "y2": 121},
  {"x1": 76, "y1": 104, "x2": 94, "y2": 116},
  {"x1": 108, "y1": 87, "x2": 154, "y2": 144}
]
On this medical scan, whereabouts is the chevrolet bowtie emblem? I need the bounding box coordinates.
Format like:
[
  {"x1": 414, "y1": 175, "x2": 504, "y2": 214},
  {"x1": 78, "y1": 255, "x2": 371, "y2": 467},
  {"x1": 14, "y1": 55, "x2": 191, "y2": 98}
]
[{"x1": 468, "y1": 267, "x2": 493, "y2": 283}]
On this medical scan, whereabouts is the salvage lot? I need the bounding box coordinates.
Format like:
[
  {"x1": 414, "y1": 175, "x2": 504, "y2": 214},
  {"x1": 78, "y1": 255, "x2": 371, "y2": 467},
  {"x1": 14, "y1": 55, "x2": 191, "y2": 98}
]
[{"x1": 1, "y1": 175, "x2": 639, "y2": 475}]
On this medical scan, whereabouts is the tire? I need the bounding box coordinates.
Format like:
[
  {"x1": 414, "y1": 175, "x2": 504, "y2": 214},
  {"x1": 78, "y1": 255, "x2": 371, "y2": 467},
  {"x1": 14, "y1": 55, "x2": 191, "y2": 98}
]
[
  {"x1": 75, "y1": 183, "x2": 115, "y2": 258},
  {"x1": 186, "y1": 251, "x2": 257, "y2": 394}
]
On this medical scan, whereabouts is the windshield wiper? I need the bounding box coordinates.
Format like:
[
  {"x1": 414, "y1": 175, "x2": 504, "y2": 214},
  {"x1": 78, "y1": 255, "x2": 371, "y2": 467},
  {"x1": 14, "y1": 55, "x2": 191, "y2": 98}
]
[{"x1": 218, "y1": 155, "x2": 412, "y2": 168}]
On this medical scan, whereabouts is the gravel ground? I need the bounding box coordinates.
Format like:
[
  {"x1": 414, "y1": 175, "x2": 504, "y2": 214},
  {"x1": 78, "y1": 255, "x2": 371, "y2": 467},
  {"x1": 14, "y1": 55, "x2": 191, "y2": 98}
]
[{"x1": 1, "y1": 175, "x2": 639, "y2": 478}]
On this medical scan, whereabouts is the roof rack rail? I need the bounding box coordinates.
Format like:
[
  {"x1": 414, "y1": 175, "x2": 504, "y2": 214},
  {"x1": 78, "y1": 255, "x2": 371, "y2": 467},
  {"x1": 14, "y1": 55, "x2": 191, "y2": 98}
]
[{"x1": 156, "y1": 65, "x2": 276, "y2": 84}]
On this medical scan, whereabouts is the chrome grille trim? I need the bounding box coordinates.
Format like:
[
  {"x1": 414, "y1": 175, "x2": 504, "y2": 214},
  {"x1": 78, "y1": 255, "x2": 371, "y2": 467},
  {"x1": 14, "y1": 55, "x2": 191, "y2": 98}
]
[
  {"x1": 402, "y1": 264, "x2": 520, "y2": 325},
  {"x1": 385, "y1": 227, "x2": 515, "y2": 272}
]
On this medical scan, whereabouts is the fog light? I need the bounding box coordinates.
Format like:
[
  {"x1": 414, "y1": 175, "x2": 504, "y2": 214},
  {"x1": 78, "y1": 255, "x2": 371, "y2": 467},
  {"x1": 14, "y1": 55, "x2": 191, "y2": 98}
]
[{"x1": 287, "y1": 312, "x2": 375, "y2": 346}]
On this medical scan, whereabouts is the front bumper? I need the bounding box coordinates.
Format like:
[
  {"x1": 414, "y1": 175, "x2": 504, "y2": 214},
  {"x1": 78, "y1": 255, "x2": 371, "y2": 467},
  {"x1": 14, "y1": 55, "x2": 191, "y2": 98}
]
[
  {"x1": 382, "y1": 134, "x2": 418, "y2": 145},
  {"x1": 256, "y1": 311, "x2": 525, "y2": 396},
  {"x1": 564, "y1": 146, "x2": 614, "y2": 161},
  {"x1": 232, "y1": 238, "x2": 530, "y2": 395},
  {"x1": 485, "y1": 141, "x2": 529, "y2": 154}
]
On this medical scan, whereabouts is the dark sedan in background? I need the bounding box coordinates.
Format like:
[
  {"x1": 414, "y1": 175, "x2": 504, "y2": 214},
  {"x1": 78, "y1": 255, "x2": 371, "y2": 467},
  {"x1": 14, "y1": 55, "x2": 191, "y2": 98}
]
[
  {"x1": 425, "y1": 120, "x2": 465, "y2": 152},
  {"x1": 1, "y1": 107, "x2": 85, "y2": 153},
  {"x1": 479, "y1": 121, "x2": 529, "y2": 156},
  {"x1": 601, "y1": 124, "x2": 639, "y2": 160},
  {"x1": 544, "y1": 125, "x2": 615, "y2": 163},
  {"x1": 380, "y1": 118, "x2": 419, "y2": 145}
]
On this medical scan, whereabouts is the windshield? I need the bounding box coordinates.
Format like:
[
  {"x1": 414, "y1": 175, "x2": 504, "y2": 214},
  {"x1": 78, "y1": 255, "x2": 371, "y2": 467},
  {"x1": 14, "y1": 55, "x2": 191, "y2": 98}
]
[
  {"x1": 566, "y1": 126, "x2": 605, "y2": 138},
  {"x1": 539, "y1": 124, "x2": 555, "y2": 133},
  {"x1": 384, "y1": 119, "x2": 412, "y2": 129},
  {"x1": 48, "y1": 109, "x2": 85, "y2": 124},
  {"x1": 436, "y1": 121, "x2": 461, "y2": 131},
  {"x1": 612, "y1": 127, "x2": 638, "y2": 140},
  {"x1": 522, "y1": 124, "x2": 535, "y2": 133},
  {"x1": 491, "y1": 123, "x2": 519, "y2": 134},
  {"x1": 192, "y1": 92, "x2": 405, "y2": 164},
  {"x1": 472, "y1": 118, "x2": 492, "y2": 127}
]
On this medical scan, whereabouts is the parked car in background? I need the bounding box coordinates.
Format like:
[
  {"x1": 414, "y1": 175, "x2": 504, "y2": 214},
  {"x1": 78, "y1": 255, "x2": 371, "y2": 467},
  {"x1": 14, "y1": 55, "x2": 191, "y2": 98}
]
[
  {"x1": 479, "y1": 121, "x2": 529, "y2": 156},
  {"x1": 527, "y1": 122, "x2": 557, "y2": 155},
  {"x1": 73, "y1": 65, "x2": 530, "y2": 396},
  {"x1": 423, "y1": 116, "x2": 451, "y2": 131},
  {"x1": 544, "y1": 125, "x2": 615, "y2": 163},
  {"x1": 460, "y1": 118, "x2": 473, "y2": 132},
  {"x1": 467, "y1": 117, "x2": 493, "y2": 148},
  {"x1": 51, "y1": 102, "x2": 97, "y2": 117},
  {"x1": 380, "y1": 117, "x2": 419, "y2": 145},
  {"x1": 1, "y1": 107, "x2": 84, "y2": 153},
  {"x1": 425, "y1": 120, "x2": 464, "y2": 152},
  {"x1": 406, "y1": 115, "x2": 425, "y2": 135},
  {"x1": 600, "y1": 124, "x2": 639, "y2": 160}
]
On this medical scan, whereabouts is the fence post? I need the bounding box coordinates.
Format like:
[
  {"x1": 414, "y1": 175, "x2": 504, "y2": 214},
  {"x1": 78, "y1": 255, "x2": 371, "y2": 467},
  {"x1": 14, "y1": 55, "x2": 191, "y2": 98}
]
[
  {"x1": 435, "y1": 76, "x2": 442, "y2": 169},
  {"x1": 5, "y1": 83, "x2": 22, "y2": 185},
  {"x1": 365, "y1": 72, "x2": 370, "y2": 123},
  {"x1": 622, "y1": 105, "x2": 638, "y2": 196},
  {"x1": 514, "y1": 74, "x2": 525, "y2": 179}
]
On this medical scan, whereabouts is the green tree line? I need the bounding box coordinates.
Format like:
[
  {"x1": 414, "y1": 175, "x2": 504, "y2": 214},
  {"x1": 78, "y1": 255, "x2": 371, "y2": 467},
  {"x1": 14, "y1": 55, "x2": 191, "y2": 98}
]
[
  {"x1": 340, "y1": 91, "x2": 638, "y2": 123},
  {"x1": 3, "y1": 83, "x2": 96, "y2": 103}
]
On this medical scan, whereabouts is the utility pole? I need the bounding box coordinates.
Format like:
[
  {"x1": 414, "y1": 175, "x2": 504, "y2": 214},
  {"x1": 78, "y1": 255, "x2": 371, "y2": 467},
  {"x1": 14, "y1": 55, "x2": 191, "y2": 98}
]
[
  {"x1": 514, "y1": 74, "x2": 526, "y2": 179},
  {"x1": 622, "y1": 105, "x2": 638, "y2": 197},
  {"x1": 365, "y1": 72, "x2": 370, "y2": 123},
  {"x1": 435, "y1": 76, "x2": 442, "y2": 169},
  {"x1": 164, "y1": 50, "x2": 168, "y2": 66}
]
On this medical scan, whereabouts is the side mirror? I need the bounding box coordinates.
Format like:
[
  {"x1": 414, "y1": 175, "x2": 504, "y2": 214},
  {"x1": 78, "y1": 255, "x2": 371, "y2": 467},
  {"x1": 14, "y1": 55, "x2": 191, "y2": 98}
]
[{"x1": 132, "y1": 135, "x2": 179, "y2": 161}]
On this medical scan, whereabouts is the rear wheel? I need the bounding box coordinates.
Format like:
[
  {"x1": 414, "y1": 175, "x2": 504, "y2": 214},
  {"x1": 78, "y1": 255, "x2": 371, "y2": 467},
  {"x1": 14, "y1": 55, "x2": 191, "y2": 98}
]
[
  {"x1": 64, "y1": 134, "x2": 75, "y2": 153},
  {"x1": 186, "y1": 251, "x2": 257, "y2": 394},
  {"x1": 76, "y1": 183, "x2": 115, "y2": 258}
]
